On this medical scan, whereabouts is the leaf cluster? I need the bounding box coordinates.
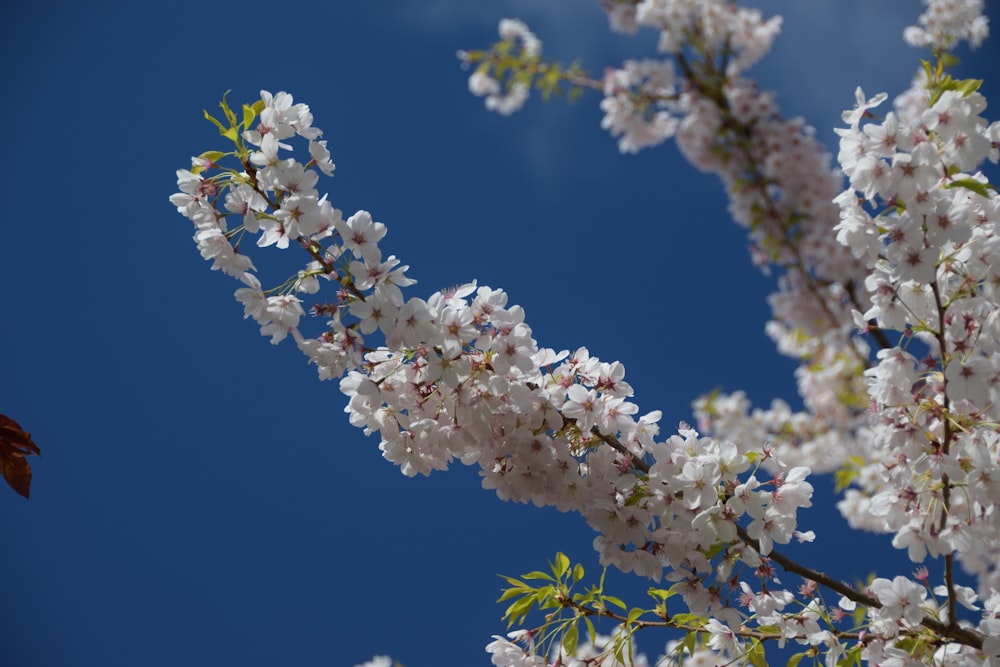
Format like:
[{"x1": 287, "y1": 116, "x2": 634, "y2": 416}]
[
  {"x1": 196, "y1": 92, "x2": 266, "y2": 175},
  {"x1": 463, "y1": 43, "x2": 590, "y2": 104},
  {"x1": 498, "y1": 553, "x2": 715, "y2": 664},
  {"x1": 498, "y1": 552, "x2": 594, "y2": 655},
  {"x1": 921, "y1": 56, "x2": 983, "y2": 108}
]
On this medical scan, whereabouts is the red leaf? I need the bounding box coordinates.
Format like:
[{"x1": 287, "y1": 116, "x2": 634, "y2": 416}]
[{"x1": 0, "y1": 414, "x2": 41, "y2": 499}]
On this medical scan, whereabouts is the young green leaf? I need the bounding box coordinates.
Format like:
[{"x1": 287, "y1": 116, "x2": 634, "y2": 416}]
[
  {"x1": 787, "y1": 651, "x2": 806, "y2": 667},
  {"x1": 497, "y1": 587, "x2": 528, "y2": 603},
  {"x1": 203, "y1": 109, "x2": 229, "y2": 135},
  {"x1": 536, "y1": 585, "x2": 558, "y2": 609},
  {"x1": 747, "y1": 639, "x2": 768, "y2": 667},
  {"x1": 956, "y1": 78, "x2": 984, "y2": 96},
  {"x1": 838, "y1": 644, "x2": 863, "y2": 667},
  {"x1": 602, "y1": 595, "x2": 627, "y2": 611},
  {"x1": 554, "y1": 552, "x2": 570, "y2": 579},
  {"x1": 680, "y1": 629, "x2": 698, "y2": 655},
  {"x1": 562, "y1": 621, "x2": 580, "y2": 655},
  {"x1": 673, "y1": 613, "x2": 709, "y2": 630},
  {"x1": 498, "y1": 574, "x2": 532, "y2": 589},
  {"x1": 242, "y1": 104, "x2": 259, "y2": 130},
  {"x1": 504, "y1": 594, "x2": 537, "y2": 627},
  {"x1": 219, "y1": 91, "x2": 237, "y2": 126},
  {"x1": 584, "y1": 617, "x2": 596, "y2": 645},
  {"x1": 944, "y1": 177, "x2": 994, "y2": 198},
  {"x1": 647, "y1": 587, "x2": 676, "y2": 602}
]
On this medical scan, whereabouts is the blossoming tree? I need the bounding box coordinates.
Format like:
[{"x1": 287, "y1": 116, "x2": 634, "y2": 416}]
[{"x1": 171, "y1": 0, "x2": 1000, "y2": 664}]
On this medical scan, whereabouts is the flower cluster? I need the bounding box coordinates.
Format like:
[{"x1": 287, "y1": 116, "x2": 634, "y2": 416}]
[
  {"x1": 585, "y1": 1, "x2": 880, "y2": 487},
  {"x1": 488, "y1": 630, "x2": 650, "y2": 667},
  {"x1": 903, "y1": 0, "x2": 989, "y2": 50},
  {"x1": 599, "y1": 0, "x2": 782, "y2": 76},
  {"x1": 463, "y1": 19, "x2": 541, "y2": 116},
  {"x1": 172, "y1": 89, "x2": 832, "y2": 664},
  {"x1": 599, "y1": 58, "x2": 679, "y2": 154},
  {"x1": 831, "y1": 74, "x2": 1000, "y2": 615},
  {"x1": 172, "y1": 0, "x2": 1000, "y2": 663},
  {"x1": 464, "y1": 0, "x2": 1000, "y2": 663}
]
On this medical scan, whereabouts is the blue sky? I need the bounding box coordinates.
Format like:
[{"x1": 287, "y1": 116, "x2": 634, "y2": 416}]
[{"x1": 2, "y1": 2, "x2": 998, "y2": 666}]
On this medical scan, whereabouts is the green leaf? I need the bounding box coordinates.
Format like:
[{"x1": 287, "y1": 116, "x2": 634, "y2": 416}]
[
  {"x1": 562, "y1": 622, "x2": 580, "y2": 655},
  {"x1": 787, "y1": 651, "x2": 806, "y2": 667},
  {"x1": 701, "y1": 539, "x2": 728, "y2": 559},
  {"x1": 204, "y1": 106, "x2": 239, "y2": 144},
  {"x1": 921, "y1": 59, "x2": 934, "y2": 82},
  {"x1": 203, "y1": 109, "x2": 229, "y2": 134},
  {"x1": 747, "y1": 639, "x2": 768, "y2": 667},
  {"x1": 536, "y1": 585, "x2": 558, "y2": 608},
  {"x1": 602, "y1": 595, "x2": 627, "y2": 611},
  {"x1": 583, "y1": 617, "x2": 596, "y2": 645},
  {"x1": 242, "y1": 103, "x2": 259, "y2": 130},
  {"x1": 680, "y1": 629, "x2": 698, "y2": 655},
  {"x1": 945, "y1": 177, "x2": 994, "y2": 198},
  {"x1": 219, "y1": 90, "x2": 237, "y2": 125},
  {"x1": 894, "y1": 637, "x2": 919, "y2": 653},
  {"x1": 670, "y1": 612, "x2": 707, "y2": 628},
  {"x1": 523, "y1": 570, "x2": 555, "y2": 581},
  {"x1": 190, "y1": 150, "x2": 226, "y2": 175},
  {"x1": 572, "y1": 563, "x2": 585, "y2": 584},
  {"x1": 504, "y1": 595, "x2": 537, "y2": 627},
  {"x1": 497, "y1": 587, "x2": 528, "y2": 602},
  {"x1": 755, "y1": 623, "x2": 780, "y2": 637},
  {"x1": 956, "y1": 78, "x2": 983, "y2": 96},
  {"x1": 834, "y1": 468, "x2": 856, "y2": 492},
  {"x1": 554, "y1": 552, "x2": 570, "y2": 579},
  {"x1": 198, "y1": 150, "x2": 225, "y2": 164},
  {"x1": 613, "y1": 641, "x2": 626, "y2": 664},
  {"x1": 626, "y1": 607, "x2": 644, "y2": 624},
  {"x1": 838, "y1": 645, "x2": 862, "y2": 667},
  {"x1": 498, "y1": 574, "x2": 531, "y2": 589},
  {"x1": 647, "y1": 587, "x2": 675, "y2": 602}
]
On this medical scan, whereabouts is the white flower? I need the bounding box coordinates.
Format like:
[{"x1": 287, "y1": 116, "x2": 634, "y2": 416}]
[
  {"x1": 337, "y1": 210, "x2": 386, "y2": 263},
  {"x1": 260, "y1": 295, "x2": 305, "y2": 344},
  {"x1": 234, "y1": 272, "x2": 267, "y2": 322},
  {"x1": 563, "y1": 385, "x2": 601, "y2": 434},
  {"x1": 676, "y1": 458, "x2": 721, "y2": 510},
  {"x1": 468, "y1": 71, "x2": 500, "y2": 97},
  {"x1": 486, "y1": 631, "x2": 547, "y2": 667},
  {"x1": 498, "y1": 18, "x2": 541, "y2": 57},
  {"x1": 870, "y1": 576, "x2": 927, "y2": 626}
]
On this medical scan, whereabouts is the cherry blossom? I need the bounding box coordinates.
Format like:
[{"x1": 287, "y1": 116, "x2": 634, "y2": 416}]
[
  {"x1": 870, "y1": 575, "x2": 929, "y2": 629},
  {"x1": 171, "y1": 0, "x2": 1000, "y2": 660}
]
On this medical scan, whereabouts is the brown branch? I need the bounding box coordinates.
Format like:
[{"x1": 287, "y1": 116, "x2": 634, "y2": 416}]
[
  {"x1": 735, "y1": 525, "x2": 984, "y2": 650},
  {"x1": 582, "y1": 429, "x2": 983, "y2": 649}
]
